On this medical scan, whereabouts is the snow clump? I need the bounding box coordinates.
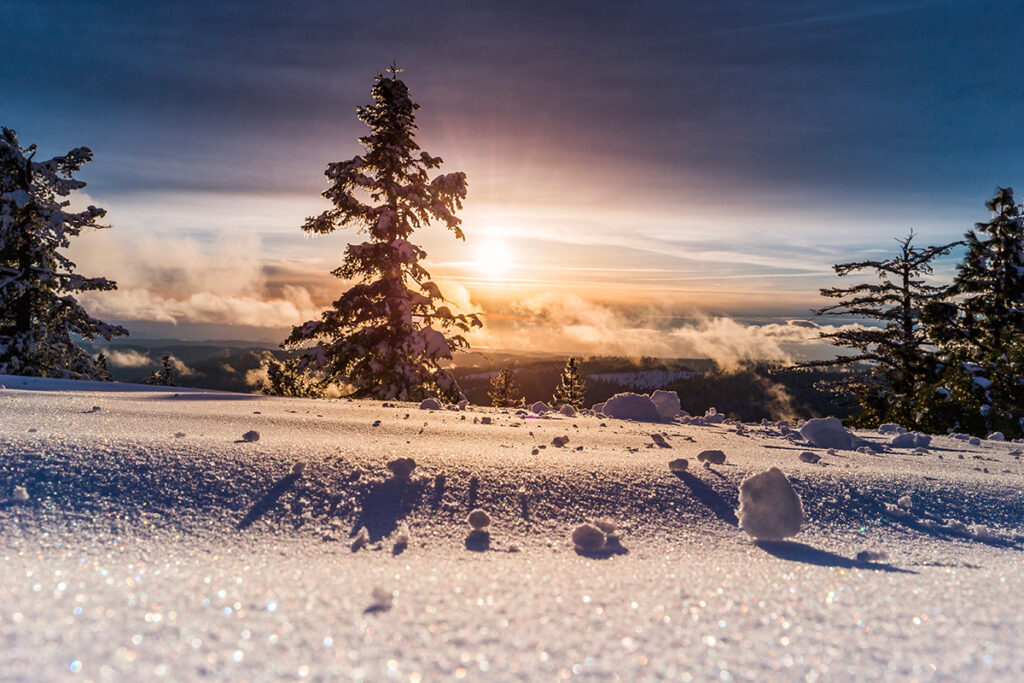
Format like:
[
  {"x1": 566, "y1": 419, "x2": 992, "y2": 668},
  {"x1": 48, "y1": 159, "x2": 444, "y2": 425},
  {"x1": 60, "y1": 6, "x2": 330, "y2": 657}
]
[
  {"x1": 558, "y1": 404, "x2": 577, "y2": 417},
  {"x1": 891, "y1": 432, "x2": 931, "y2": 449},
  {"x1": 799, "y1": 451, "x2": 820, "y2": 463},
  {"x1": 12, "y1": 485, "x2": 29, "y2": 502},
  {"x1": 529, "y1": 401, "x2": 551, "y2": 414},
  {"x1": 419, "y1": 398, "x2": 442, "y2": 411},
  {"x1": 650, "y1": 390, "x2": 681, "y2": 419},
  {"x1": 601, "y1": 393, "x2": 662, "y2": 422},
  {"x1": 387, "y1": 457, "x2": 416, "y2": 479},
  {"x1": 702, "y1": 407, "x2": 726, "y2": 424},
  {"x1": 736, "y1": 468, "x2": 804, "y2": 540},
  {"x1": 241, "y1": 430, "x2": 260, "y2": 443},
  {"x1": 467, "y1": 509, "x2": 491, "y2": 530},
  {"x1": 668, "y1": 458, "x2": 689, "y2": 473},
  {"x1": 799, "y1": 417, "x2": 852, "y2": 450},
  {"x1": 988, "y1": 432, "x2": 1005, "y2": 441},
  {"x1": 697, "y1": 449, "x2": 726, "y2": 466},
  {"x1": 878, "y1": 424, "x2": 906, "y2": 435},
  {"x1": 551, "y1": 435, "x2": 570, "y2": 448}
]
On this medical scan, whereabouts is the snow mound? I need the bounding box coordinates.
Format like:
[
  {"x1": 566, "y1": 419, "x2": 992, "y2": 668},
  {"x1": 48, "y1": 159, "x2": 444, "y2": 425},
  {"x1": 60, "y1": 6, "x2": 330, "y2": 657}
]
[
  {"x1": 419, "y1": 398, "x2": 441, "y2": 411},
  {"x1": 529, "y1": 401, "x2": 551, "y2": 414},
  {"x1": 891, "y1": 432, "x2": 931, "y2": 449},
  {"x1": 988, "y1": 432, "x2": 1005, "y2": 441},
  {"x1": 878, "y1": 423, "x2": 906, "y2": 435},
  {"x1": 601, "y1": 393, "x2": 662, "y2": 422},
  {"x1": 702, "y1": 407, "x2": 726, "y2": 424},
  {"x1": 736, "y1": 468, "x2": 804, "y2": 540},
  {"x1": 799, "y1": 417, "x2": 852, "y2": 450},
  {"x1": 650, "y1": 390, "x2": 681, "y2": 419},
  {"x1": 558, "y1": 404, "x2": 577, "y2": 417}
]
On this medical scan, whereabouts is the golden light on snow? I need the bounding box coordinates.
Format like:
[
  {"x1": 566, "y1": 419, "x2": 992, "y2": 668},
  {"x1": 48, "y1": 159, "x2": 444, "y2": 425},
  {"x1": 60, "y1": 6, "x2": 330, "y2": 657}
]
[{"x1": 473, "y1": 239, "x2": 513, "y2": 277}]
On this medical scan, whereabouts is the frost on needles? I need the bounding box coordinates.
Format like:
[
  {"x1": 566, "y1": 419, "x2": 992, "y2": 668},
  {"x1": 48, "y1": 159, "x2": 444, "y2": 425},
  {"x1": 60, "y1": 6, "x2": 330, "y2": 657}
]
[
  {"x1": 283, "y1": 67, "x2": 481, "y2": 402},
  {"x1": 0, "y1": 128, "x2": 127, "y2": 379}
]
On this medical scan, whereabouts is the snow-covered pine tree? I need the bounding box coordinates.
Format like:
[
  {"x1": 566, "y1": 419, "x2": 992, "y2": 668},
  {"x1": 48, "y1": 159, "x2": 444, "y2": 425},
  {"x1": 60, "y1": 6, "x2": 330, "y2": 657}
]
[
  {"x1": 0, "y1": 128, "x2": 127, "y2": 378},
  {"x1": 488, "y1": 365, "x2": 523, "y2": 408},
  {"x1": 551, "y1": 357, "x2": 587, "y2": 409},
  {"x1": 95, "y1": 353, "x2": 113, "y2": 381},
  {"x1": 258, "y1": 356, "x2": 322, "y2": 398},
  {"x1": 804, "y1": 231, "x2": 958, "y2": 428},
  {"x1": 283, "y1": 66, "x2": 481, "y2": 402},
  {"x1": 147, "y1": 355, "x2": 176, "y2": 386},
  {"x1": 922, "y1": 187, "x2": 1024, "y2": 436}
]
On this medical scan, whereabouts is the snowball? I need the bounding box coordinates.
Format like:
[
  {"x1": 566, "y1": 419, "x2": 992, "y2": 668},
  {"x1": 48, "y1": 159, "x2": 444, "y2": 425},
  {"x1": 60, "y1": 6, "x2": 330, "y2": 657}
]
[
  {"x1": 856, "y1": 549, "x2": 889, "y2": 563},
  {"x1": 480, "y1": 416, "x2": 492, "y2": 425},
  {"x1": 968, "y1": 437, "x2": 981, "y2": 446},
  {"x1": 351, "y1": 527, "x2": 370, "y2": 552},
  {"x1": 696, "y1": 449, "x2": 726, "y2": 465},
  {"x1": 702, "y1": 408, "x2": 726, "y2": 424},
  {"x1": 897, "y1": 495, "x2": 912, "y2": 509},
  {"x1": 650, "y1": 433, "x2": 669, "y2": 448},
  {"x1": 392, "y1": 524, "x2": 410, "y2": 551},
  {"x1": 799, "y1": 417, "x2": 851, "y2": 450},
  {"x1": 174, "y1": 432, "x2": 186, "y2": 438},
  {"x1": 419, "y1": 398, "x2": 441, "y2": 410},
  {"x1": 571, "y1": 523, "x2": 606, "y2": 552},
  {"x1": 467, "y1": 508, "x2": 490, "y2": 530},
  {"x1": 12, "y1": 486, "x2": 29, "y2": 502},
  {"x1": 878, "y1": 423, "x2": 906, "y2": 434},
  {"x1": 241, "y1": 430, "x2": 260, "y2": 443},
  {"x1": 736, "y1": 468, "x2": 804, "y2": 540},
  {"x1": 529, "y1": 401, "x2": 551, "y2": 414},
  {"x1": 988, "y1": 431, "x2": 1005, "y2": 441},
  {"x1": 551, "y1": 435, "x2": 569, "y2": 448},
  {"x1": 558, "y1": 404, "x2": 577, "y2": 417},
  {"x1": 650, "y1": 390, "x2": 681, "y2": 419},
  {"x1": 367, "y1": 587, "x2": 393, "y2": 612},
  {"x1": 890, "y1": 432, "x2": 916, "y2": 448},
  {"x1": 291, "y1": 462, "x2": 306, "y2": 475},
  {"x1": 387, "y1": 457, "x2": 416, "y2": 479},
  {"x1": 601, "y1": 393, "x2": 662, "y2": 422},
  {"x1": 668, "y1": 458, "x2": 688, "y2": 473},
  {"x1": 798, "y1": 451, "x2": 820, "y2": 463},
  {"x1": 458, "y1": 399, "x2": 468, "y2": 410}
]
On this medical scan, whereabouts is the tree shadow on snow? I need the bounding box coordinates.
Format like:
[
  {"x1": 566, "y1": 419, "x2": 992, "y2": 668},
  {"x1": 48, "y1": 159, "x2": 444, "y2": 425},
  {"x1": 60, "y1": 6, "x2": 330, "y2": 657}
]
[
  {"x1": 351, "y1": 477, "x2": 427, "y2": 542},
  {"x1": 754, "y1": 541, "x2": 916, "y2": 574},
  {"x1": 237, "y1": 472, "x2": 301, "y2": 530},
  {"x1": 672, "y1": 471, "x2": 739, "y2": 527}
]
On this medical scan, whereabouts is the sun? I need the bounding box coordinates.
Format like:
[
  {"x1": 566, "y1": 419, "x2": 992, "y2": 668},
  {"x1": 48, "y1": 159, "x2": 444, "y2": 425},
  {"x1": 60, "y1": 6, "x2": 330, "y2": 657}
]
[{"x1": 474, "y1": 240, "x2": 513, "y2": 276}]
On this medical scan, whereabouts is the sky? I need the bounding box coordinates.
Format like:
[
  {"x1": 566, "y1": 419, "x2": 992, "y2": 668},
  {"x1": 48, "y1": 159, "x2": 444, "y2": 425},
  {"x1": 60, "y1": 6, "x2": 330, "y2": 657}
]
[{"x1": 3, "y1": 0, "x2": 1024, "y2": 361}]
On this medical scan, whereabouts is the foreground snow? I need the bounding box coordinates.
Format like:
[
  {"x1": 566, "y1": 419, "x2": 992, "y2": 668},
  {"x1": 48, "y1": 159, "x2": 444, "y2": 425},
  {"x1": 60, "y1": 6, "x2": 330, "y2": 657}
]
[{"x1": 1, "y1": 376, "x2": 1023, "y2": 680}]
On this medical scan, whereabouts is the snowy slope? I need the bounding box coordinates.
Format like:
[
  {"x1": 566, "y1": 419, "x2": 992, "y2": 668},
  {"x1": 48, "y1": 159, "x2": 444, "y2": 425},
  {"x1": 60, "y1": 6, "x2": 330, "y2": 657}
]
[{"x1": 1, "y1": 376, "x2": 1023, "y2": 681}]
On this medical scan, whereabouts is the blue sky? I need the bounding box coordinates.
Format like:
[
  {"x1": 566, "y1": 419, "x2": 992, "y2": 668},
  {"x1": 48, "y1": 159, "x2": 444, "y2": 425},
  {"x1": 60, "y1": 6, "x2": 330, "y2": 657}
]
[{"x1": 3, "y1": 0, "x2": 1022, "y2": 356}]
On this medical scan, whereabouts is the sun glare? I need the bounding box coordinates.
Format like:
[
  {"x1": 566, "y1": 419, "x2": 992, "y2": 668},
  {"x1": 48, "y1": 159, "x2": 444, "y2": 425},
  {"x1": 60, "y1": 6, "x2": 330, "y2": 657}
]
[{"x1": 474, "y1": 240, "x2": 513, "y2": 276}]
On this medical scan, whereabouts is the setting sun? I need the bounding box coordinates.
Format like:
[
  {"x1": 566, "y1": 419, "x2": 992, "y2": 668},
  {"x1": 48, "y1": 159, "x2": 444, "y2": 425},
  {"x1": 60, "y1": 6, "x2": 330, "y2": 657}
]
[{"x1": 474, "y1": 240, "x2": 513, "y2": 276}]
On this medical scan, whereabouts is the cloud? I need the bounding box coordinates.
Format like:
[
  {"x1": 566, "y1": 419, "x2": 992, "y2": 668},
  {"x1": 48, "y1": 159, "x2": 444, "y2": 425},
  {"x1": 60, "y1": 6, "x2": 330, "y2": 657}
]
[
  {"x1": 469, "y1": 292, "x2": 861, "y2": 369},
  {"x1": 167, "y1": 355, "x2": 195, "y2": 377},
  {"x1": 103, "y1": 348, "x2": 153, "y2": 368},
  {"x1": 68, "y1": 225, "x2": 324, "y2": 328}
]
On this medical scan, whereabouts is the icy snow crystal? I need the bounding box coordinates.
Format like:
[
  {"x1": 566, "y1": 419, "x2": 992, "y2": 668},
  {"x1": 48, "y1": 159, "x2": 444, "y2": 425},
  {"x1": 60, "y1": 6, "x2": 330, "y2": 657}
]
[{"x1": 737, "y1": 468, "x2": 804, "y2": 540}]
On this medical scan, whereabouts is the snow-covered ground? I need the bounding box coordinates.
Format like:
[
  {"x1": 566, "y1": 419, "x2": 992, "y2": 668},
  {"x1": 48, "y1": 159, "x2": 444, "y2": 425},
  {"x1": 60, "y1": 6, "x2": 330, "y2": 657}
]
[{"x1": 1, "y1": 376, "x2": 1023, "y2": 681}]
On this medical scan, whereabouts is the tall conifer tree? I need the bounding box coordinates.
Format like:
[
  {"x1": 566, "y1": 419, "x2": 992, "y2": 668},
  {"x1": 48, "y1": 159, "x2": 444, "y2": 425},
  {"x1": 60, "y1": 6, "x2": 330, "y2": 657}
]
[
  {"x1": 552, "y1": 357, "x2": 587, "y2": 409},
  {"x1": 0, "y1": 128, "x2": 127, "y2": 378},
  {"x1": 807, "y1": 231, "x2": 957, "y2": 428},
  {"x1": 923, "y1": 187, "x2": 1024, "y2": 436},
  {"x1": 284, "y1": 66, "x2": 480, "y2": 401}
]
